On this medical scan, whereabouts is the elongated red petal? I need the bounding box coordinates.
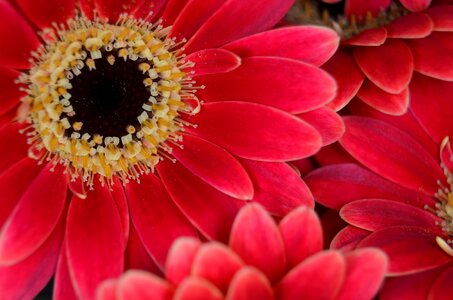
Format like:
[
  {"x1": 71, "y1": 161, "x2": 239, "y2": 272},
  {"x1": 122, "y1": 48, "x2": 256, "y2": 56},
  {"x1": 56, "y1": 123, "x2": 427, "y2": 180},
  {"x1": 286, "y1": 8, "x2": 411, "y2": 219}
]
[
  {"x1": 66, "y1": 184, "x2": 124, "y2": 300},
  {"x1": 184, "y1": 0, "x2": 294, "y2": 53},
  {"x1": 342, "y1": 28, "x2": 387, "y2": 46},
  {"x1": 166, "y1": 237, "x2": 202, "y2": 285},
  {"x1": 358, "y1": 226, "x2": 451, "y2": 275},
  {"x1": 0, "y1": 164, "x2": 66, "y2": 265},
  {"x1": 279, "y1": 207, "x2": 323, "y2": 268},
  {"x1": 133, "y1": 0, "x2": 167, "y2": 20},
  {"x1": 275, "y1": 251, "x2": 346, "y2": 300},
  {"x1": 186, "y1": 49, "x2": 241, "y2": 77},
  {"x1": 0, "y1": 0, "x2": 40, "y2": 69},
  {"x1": 157, "y1": 160, "x2": 244, "y2": 242},
  {"x1": 0, "y1": 67, "x2": 22, "y2": 115},
  {"x1": 358, "y1": 80, "x2": 409, "y2": 115},
  {"x1": 161, "y1": 0, "x2": 188, "y2": 26},
  {"x1": 173, "y1": 134, "x2": 253, "y2": 200},
  {"x1": 353, "y1": 39, "x2": 413, "y2": 93},
  {"x1": 16, "y1": 0, "x2": 75, "y2": 28},
  {"x1": 117, "y1": 270, "x2": 174, "y2": 300},
  {"x1": 110, "y1": 180, "x2": 129, "y2": 247},
  {"x1": 340, "y1": 117, "x2": 443, "y2": 195},
  {"x1": 0, "y1": 122, "x2": 28, "y2": 174},
  {"x1": 125, "y1": 224, "x2": 162, "y2": 274},
  {"x1": 226, "y1": 267, "x2": 273, "y2": 300},
  {"x1": 95, "y1": 0, "x2": 144, "y2": 21},
  {"x1": 345, "y1": 0, "x2": 391, "y2": 17},
  {"x1": 196, "y1": 57, "x2": 336, "y2": 114},
  {"x1": 186, "y1": 102, "x2": 322, "y2": 161},
  {"x1": 427, "y1": 5, "x2": 453, "y2": 31},
  {"x1": 240, "y1": 159, "x2": 314, "y2": 215},
  {"x1": 54, "y1": 245, "x2": 78, "y2": 300},
  {"x1": 428, "y1": 266, "x2": 453, "y2": 300},
  {"x1": 229, "y1": 204, "x2": 286, "y2": 282},
  {"x1": 387, "y1": 12, "x2": 433, "y2": 38},
  {"x1": 400, "y1": 0, "x2": 431, "y2": 12},
  {"x1": 126, "y1": 173, "x2": 196, "y2": 267},
  {"x1": 174, "y1": 277, "x2": 223, "y2": 300},
  {"x1": 331, "y1": 225, "x2": 371, "y2": 250},
  {"x1": 224, "y1": 26, "x2": 339, "y2": 66},
  {"x1": 297, "y1": 107, "x2": 345, "y2": 145}
]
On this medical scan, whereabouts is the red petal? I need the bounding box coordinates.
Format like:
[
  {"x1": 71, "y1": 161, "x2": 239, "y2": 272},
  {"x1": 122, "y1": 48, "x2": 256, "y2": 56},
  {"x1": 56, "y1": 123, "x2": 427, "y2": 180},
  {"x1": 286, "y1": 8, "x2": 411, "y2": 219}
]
[
  {"x1": 174, "y1": 277, "x2": 223, "y2": 300},
  {"x1": 400, "y1": 0, "x2": 431, "y2": 12},
  {"x1": 340, "y1": 117, "x2": 443, "y2": 195},
  {"x1": 186, "y1": 48, "x2": 241, "y2": 77},
  {"x1": 0, "y1": 67, "x2": 23, "y2": 115},
  {"x1": 226, "y1": 267, "x2": 273, "y2": 300},
  {"x1": 345, "y1": 0, "x2": 391, "y2": 18},
  {"x1": 229, "y1": 204, "x2": 286, "y2": 282},
  {"x1": 297, "y1": 107, "x2": 345, "y2": 145},
  {"x1": 54, "y1": 245, "x2": 78, "y2": 300},
  {"x1": 428, "y1": 266, "x2": 453, "y2": 300},
  {"x1": 16, "y1": 0, "x2": 75, "y2": 28},
  {"x1": 95, "y1": 0, "x2": 144, "y2": 21},
  {"x1": 0, "y1": 217, "x2": 64, "y2": 300},
  {"x1": 358, "y1": 80, "x2": 409, "y2": 115},
  {"x1": 96, "y1": 279, "x2": 117, "y2": 300},
  {"x1": 336, "y1": 248, "x2": 387, "y2": 300},
  {"x1": 323, "y1": 50, "x2": 365, "y2": 111},
  {"x1": 387, "y1": 12, "x2": 434, "y2": 38},
  {"x1": 125, "y1": 173, "x2": 196, "y2": 267},
  {"x1": 240, "y1": 159, "x2": 314, "y2": 215},
  {"x1": 279, "y1": 207, "x2": 323, "y2": 268},
  {"x1": 66, "y1": 184, "x2": 124, "y2": 300},
  {"x1": 184, "y1": 0, "x2": 294, "y2": 53},
  {"x1": 161, "y1": 0, "x2": 188, "y2": 26},
  {"x1": 133, "y1": 0, "x2": 167, "y2": 20},
  {"x1": 196, "y1": 57, "x2": 336, "y2": 114},
  {"x1": 314, "y1": 142, "x2": 358, "y2": 166},
  {"x1": 358, "y1": 226, "x2": 451, "y2": 275},
  {"x1": 0, "y1": 123, "x2": 28, "y2": 174},
  {"x1": 305, "y1": 163, "x2": 435, "y2": 210},
  {"x1": 427, "y1": 5, "x2": 453, "y2": 31},
  {"x1": 340, "y1": 199, "x2": 441, "y2": 231},
  {"x1": 110, "y1": 179, "x2": 129, "y2": 247},
  {"x1": 353, "y1": 39, "x2": 413, "y2": 93},
  {"x1": 0, "y1": 0, "x2": 39, "y2": 69},
  {"x1": 0, "y1": 108, "x2": 16, "y2": 131},
  {"x1": 173, "y1": 134, "x2": 253, "y2": 200},
  {"x1": 223, "y1": 26, "x2": 339, "y2": 66},
  {"x1": 192, "y1": 242, "x2": 244, "y2": 292},
  {"x1": 117, "y1": 270, "x2": 174, "y2": 300},
  {"x1": 409, "y1": 73, "x2": 453, "y2": 143},
  {"x1": 166, "y1": 237, "x2": 202, "y2": 285},
  {"x1": 342, "y1": 28, "x2": 387, "y2": 46},
  {"x1": 157, "y1": 160, "x2": 244, "y2": 242},
  {"x1": 275, "y1": 251, "x2": 346, "y2": 300},
  {"x1": 186, "y1": 102, "x2": 322, "y2": 161},
  {"x1": 407, "y1": 32, "x2": 453, "y2": 81},
  {"x1": 331, "y1": 225, "x2": 371, "y2": 250},
  {"x1": 0, "y1": 164, "x2": 66, "y2": 265}
]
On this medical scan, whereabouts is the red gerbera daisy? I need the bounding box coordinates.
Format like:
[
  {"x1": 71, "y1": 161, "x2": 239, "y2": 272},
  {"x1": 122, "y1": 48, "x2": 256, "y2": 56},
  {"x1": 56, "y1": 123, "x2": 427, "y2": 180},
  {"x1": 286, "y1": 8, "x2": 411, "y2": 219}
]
[
  {"x1": 306, "y1": 74, "x2": 453, "y2": 298},
  {"x1": 0, "y1": 0, "x2": 341, "y2": 299},
  {"x1": 95, "y1": 204, "x2": 388, "y2": 300}
]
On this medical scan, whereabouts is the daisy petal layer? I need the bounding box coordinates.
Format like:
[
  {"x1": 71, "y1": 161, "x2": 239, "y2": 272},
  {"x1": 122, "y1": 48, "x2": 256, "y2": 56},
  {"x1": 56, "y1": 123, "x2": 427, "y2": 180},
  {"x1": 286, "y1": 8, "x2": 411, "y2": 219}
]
[
  {"x1": 226, "y1": 267, "x2": 273, "y2": 300},
  {"x1": 117, "y1": 270, "x2": 174, "y2": 299},
  {"x1": 428, "y1": 267, "x2": 453, "y2": 299},
  {"x1": 16, "y1": 0, "x2": 75, "y2": 29},
  {"x1": 166, "y1": 237, "x2": 202, "y2": 285},
  {"x1": 175, "y1": 277, "x2": 223, "y2": 300},
  {"x1": 386, "y1": 12, "x2": 433, "y2": 38},
  {"x1": 0, "y1": 123, "x2": 28, "y2": 173},
  {"x1": 400, "y1": 0, "x2": 431, "y2": 12},
  {"x1": 297, "y1": 107, "x2": 345, "y2": 145},
  {"x1": 0, "y1": 67, "x2": 23, "y2": 115},
  {"x1": 357, "y1": 80, "x2": 409, "y2": 116},
  {"x1": 186, "y1": 49, "x2": 241, "y2": 77}
]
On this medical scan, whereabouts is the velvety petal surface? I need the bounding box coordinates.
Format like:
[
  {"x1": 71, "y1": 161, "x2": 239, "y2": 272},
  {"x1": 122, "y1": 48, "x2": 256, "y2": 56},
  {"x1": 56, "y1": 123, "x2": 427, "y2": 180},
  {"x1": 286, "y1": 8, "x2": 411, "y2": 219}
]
[
  {"x1": 175, "y1": 277, "x2": 223, "y2": 300},
  {"x1": 357, "y1": 80, "x2": 409, "y2": 115},
  {"x1": 226, "y1": 267, "x2": 273, "y2": 300},
  {"x1": 0, "y1": 67, "x2": 23, "y2": 115},
  {"x1": 428, "y1": 266, "x2": 453, "y2": 300},
  {"x1": 387, "y1": 12, "x2": 433, "y2": 38},
  {"x1": 342, "y1": 28, "x2": 387, "y2": 46},
  {"x1": 331, "y1": 225, "x2": 371, "y2": 250},
  {"x1": 186, "y1": 48, "x2": 241, "y2": 77},
  {"x1": 224, "y1": 26, "x2": 339, "y2": 66},
  {"x1": 427, "y1": 5, "x2": 453, "y2": 31},
  {"x1": 166, "y1": 237, "x2": 202, "y2": 285},
  {"x1": 95, "y1": 0, "x2": 143, "y2": 21},
  {"x1": 16, "y1": 0, "x2": 75, "y2": 28},
  {"x1": 54, "y1": 245, "x2": 78, "y2": 300},
  {"x1": 117, "y1": 271, "x2": 174, "y2": 300},
  {"x1": 0, "y1": 120, "x2": 28, "y2": 175},
  {"x1": 345, "y1": 0, "x2": 391, "y2": 17},
  {"x1": 186, "y1": 102, "x2": 322, "y2": 161},
  {"x1": 297, "y1": 107, "x2": 345, "y2": 145},
  {"x1": 400, "y1": 0, "x2": 431, "y2": 11}
]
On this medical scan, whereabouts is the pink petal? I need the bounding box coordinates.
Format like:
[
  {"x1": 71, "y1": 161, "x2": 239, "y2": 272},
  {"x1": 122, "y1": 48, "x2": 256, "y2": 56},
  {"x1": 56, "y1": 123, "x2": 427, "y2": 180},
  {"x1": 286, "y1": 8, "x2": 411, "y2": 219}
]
[
  {"x1": 400, "y1": 0, "x2": 431, "y2": 12},
  {"x1": 331, "y1": 225, "x2": 371, "y2": 250},
  {"x1": 186, "y1": 48, "x2": 241, "y2": 77},
  {"x1": 0, "y1": 217, "x2": 64, "y2": 300},
  {"x1": 96, "y1": 279, "x2": 118, "y2": 300},
  {"x1": 357, "y1": 80, "x2": 409, "y2": 115},
  {"x1": 340, "y1": 199, "x2": 441, "y2": 231},
  {"x1": 323, "y1": 50, "x2": 365, "y2": 111},
  {"x1": 66, "y1": 183, "x2": 125, "y2": 300},
  {"x1": 16, "y1": 0, "x2": 75, "y2": 28},
  {"x1": 342, "y1": 28, "x2": 387, "y2": 46},
  {"x1": 0, "y1": 66, "x2": 23, "y2": 115},
  {"x1": 409, "y1": 73, "x2": 453, "y2": 143},
  {"x1": 186, "y1": 102, "x2": 322, "y2": 161},
  {"x1": 173, "y1": 134, "x2": 253, "y2": 200},
  {"x1": 166, "y1": 237, "x2": 202, "y2": 285},
  {"x1": 305, "y1": 163, "x2": 435, "y2": 210},
  {"x1": 229, "y1": 204, "x2": 286, "y2": 282},
  {"x1": 195, "y1": 57, "x2": 336, "y2": 114},
  {"x1": 226, "y1": 267, "x2": 273, "y2": 300},
  {"x1": 192, "y1": 242, "x2": 244, "y2": 292},
  {"x1": 0, "y1": 123, "x2": 28, "y2": 174},
  {"x1": 345, "y1": 0, "x2": 391, "y2": 18},
  {"x1": 387, "y1": 12, "x2": 434, "y2": 38},
  {"x1": 353, "y1": 39, "x2": 413, "y2": 94},
  {"x1": 117, "y1": 270, "x2": 174, "y2": 300},
  {"x1": 54, "y1": 245, "x2": 78, "y2": 300},
  {"x1": 279, "y1": 207, "x2": 323, "y2": 268},
  {"x1": 0, "y1": 158, "x2": 42, "y2": 228},
  {"x1": 336, "y1": 248, "x2": 388, "y2": 300},
  {"x1": 0, "y1": 0, "x2": 40, "y2": 69},
  {"x1": 125, "y1": 173, "x2": 197, "y2": 267},
  {"x1": 240, "y1": 159, "x2": 314, "y2": 215},
  {"x1": 223, "y1": 26, "x2": 339, "y2": 66},
  {"x1": 0, "y1": 164, "x2": 66, "y2": 265},
  {"x1": 427, "y1": 5, "x2": 453, "y2": 31},
  {"x1": 95, "y1": 0, "x2": 144, "y2": 21},
  {"x1": 297, "y1": 107, "x2": 345, "y2": 145},
  {"x1": 184, "y1": 0, "x2": 294, "y2": 53},
  {"x1": 157, "y1": 160, "x2": 244, "y2": 242},
  {"x1": 428, "y1": 266, "x2": 453, "y2": 300},
  {"x1": 358, "y1": 226, "x2": 451, "y2": 275},
  {"x1": 407, "y1": 32, "x2": 453, "y2": 81},
  {"x1": 275, "y1": 251, "x2": 346, "y2": 300},
  {"x1": 174, "y1": 277, "x2": 223, "y2": 300},
  {"x1": 340, "y1": 117, "x2": 443, "y2": 195}
]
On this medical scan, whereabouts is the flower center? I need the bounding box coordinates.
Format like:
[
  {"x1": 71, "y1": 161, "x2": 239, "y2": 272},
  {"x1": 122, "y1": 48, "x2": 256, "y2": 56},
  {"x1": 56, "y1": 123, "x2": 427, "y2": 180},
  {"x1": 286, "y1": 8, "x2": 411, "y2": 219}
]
[
  {"x1": 19, "y1": 15, "x2": 201, "y2": 188},
  {"x1": 287, "y1": 0, "x2": 408, "y2": 39}
]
